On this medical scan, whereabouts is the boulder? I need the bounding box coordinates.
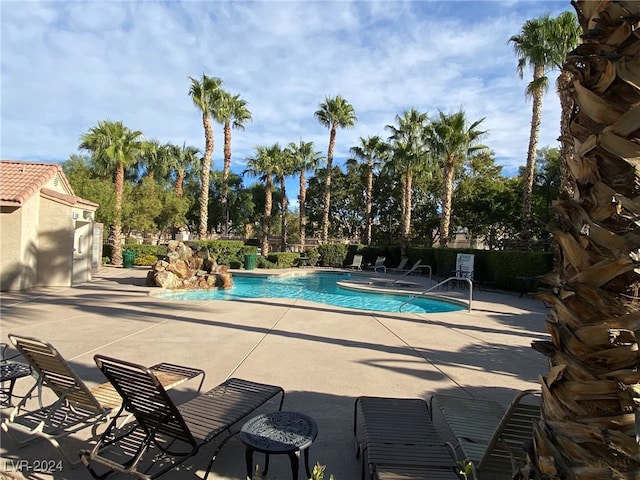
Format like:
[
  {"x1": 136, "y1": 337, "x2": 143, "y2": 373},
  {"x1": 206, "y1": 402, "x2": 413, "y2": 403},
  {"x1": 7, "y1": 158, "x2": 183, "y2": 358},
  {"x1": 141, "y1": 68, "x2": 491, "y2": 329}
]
[{"x1": 148, "y1": 242, "x2": 233, "y2": 290}]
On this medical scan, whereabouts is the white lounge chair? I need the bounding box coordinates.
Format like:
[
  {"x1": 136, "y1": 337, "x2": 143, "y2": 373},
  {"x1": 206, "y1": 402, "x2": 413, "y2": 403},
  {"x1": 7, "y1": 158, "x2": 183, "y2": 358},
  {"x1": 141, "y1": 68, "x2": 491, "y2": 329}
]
[
  {"x1": 366, "y1": 256, "x2": 386, "y2": 274},
  {"x1": 348, "y1": 254, "x2": 363, "y2": 270}
]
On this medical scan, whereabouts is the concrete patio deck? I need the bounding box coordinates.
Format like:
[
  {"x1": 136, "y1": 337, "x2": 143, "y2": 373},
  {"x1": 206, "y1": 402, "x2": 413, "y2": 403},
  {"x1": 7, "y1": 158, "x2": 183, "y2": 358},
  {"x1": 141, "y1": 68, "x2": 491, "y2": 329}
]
[{"x1": 1, "y1": 266, "x2": 550, "y2": 480}]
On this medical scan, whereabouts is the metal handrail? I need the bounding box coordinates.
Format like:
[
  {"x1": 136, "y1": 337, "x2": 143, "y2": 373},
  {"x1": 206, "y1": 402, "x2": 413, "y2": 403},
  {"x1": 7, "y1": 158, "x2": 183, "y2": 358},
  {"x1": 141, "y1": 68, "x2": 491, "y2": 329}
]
[
  {"x1": 390, "y1": 264, "x2": 432, "y2": 286},
  {"x1": 399, "y1": 276, "x2": 473, "y2": 312}
]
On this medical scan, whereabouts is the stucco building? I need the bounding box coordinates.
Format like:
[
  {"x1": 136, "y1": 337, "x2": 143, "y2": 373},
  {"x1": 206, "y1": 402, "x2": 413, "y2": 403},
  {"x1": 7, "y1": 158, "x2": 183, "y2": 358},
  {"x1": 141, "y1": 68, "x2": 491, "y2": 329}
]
[{"x1": 0, "y1": 160, "x2": 100, "y2": 291}]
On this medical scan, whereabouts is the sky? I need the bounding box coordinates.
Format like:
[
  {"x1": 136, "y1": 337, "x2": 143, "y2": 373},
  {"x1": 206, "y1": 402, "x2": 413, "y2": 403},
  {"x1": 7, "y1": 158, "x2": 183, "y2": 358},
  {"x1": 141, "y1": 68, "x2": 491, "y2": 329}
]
[{"x1": 1, "y1": 0, "x2": 573, "y2": 204}]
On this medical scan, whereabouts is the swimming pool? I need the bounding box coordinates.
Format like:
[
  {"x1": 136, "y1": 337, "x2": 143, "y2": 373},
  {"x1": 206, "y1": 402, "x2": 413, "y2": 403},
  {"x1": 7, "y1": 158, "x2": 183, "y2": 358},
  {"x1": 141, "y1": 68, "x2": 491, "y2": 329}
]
[{"x1": 153, "y1": 273, "x2": 465, "y2": 314}]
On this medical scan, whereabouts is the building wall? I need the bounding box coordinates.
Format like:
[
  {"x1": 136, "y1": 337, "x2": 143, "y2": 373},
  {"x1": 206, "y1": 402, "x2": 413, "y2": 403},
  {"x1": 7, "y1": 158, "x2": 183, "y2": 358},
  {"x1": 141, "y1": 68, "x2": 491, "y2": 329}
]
[
  {"x1": 0, "y1": 196, "x2": 40, "y2": 291},
  {"x1": 36, "y1": 197, "x2": 74, "y2": 287}
]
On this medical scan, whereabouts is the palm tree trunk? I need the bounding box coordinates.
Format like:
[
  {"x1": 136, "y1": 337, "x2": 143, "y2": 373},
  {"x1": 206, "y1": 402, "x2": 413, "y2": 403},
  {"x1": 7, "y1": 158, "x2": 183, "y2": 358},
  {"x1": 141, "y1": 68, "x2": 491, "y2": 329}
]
[
  {"x1": 199, "y1": 112, "x2": 214, "y2": 239},
  {"x1": 222, "y1": 121, "x2": 232, "y2": 236},
  {"x1": 365, "y1": 164, "x2": 374, "y2": 245},
  {"x1": 439, "y1": 155, "x2": 456, "y2": 248},
  {"x1": 528, "y1": 2, "x2": 640, "y2": 478},
  {"x1": 112, "y1": 162, "x2": 125, "y2": 266},
  {"x1": 400, "y1": 169, "x2": 412, "y2": 255},
  {"x1": 556, "y1": 69, "x2": 575, "y2": 197},
  {"x1": 299, "y1": 172, "x2": 307, "y2": 250},
  {"x1": 175, "y1": 171, "x2": 184, "y2": 198},
  {"x1": 521, "y1": 64, "x2": 544, "y2": 241},
  {"x1": 262, "y1": 179, "x2": 272, "y2": 256},
  {"x1": 280, "y1": 178, "x2": 288, "y2": 251},
  {"x1": 322, "y1": 126, "x2": 337, "y2": 243}
]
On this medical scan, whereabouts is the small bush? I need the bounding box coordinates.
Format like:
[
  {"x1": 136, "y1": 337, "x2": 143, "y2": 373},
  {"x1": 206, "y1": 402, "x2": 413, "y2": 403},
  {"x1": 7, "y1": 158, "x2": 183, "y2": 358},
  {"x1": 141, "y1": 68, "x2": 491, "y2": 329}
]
[
  {"x1": 304, "y1": 247, "x2": 320, "y2": 266},
  {"x1": 267, "y1": 252, "x2": 299, "y2": 268},
  {"x1": 135, "y1": 254, "x2": 160, "y2": 266}
]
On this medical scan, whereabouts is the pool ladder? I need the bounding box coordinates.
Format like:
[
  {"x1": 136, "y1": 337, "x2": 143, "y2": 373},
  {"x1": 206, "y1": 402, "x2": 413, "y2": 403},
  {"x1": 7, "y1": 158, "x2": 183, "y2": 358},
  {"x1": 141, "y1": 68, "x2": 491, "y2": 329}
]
[{"x1": 399, "y1": 276, "x2": 473, "y2": 312}]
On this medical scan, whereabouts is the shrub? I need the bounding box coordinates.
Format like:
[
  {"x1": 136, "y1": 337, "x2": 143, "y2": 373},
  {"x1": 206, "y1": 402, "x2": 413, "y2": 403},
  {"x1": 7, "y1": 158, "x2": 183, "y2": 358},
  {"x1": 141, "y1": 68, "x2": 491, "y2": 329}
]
[
  {"x1": 267, "y1": 252, "x2": 300, "y2": 268},
  {"x1": 304, "y1": 247, "x2": 320, "y2": 266},
  {"x1": 135, "y1": 254, "x2": 160, "y2": 266},
  {"x1": 317, "y1": 243, "x2": 348, "y2": 268}
]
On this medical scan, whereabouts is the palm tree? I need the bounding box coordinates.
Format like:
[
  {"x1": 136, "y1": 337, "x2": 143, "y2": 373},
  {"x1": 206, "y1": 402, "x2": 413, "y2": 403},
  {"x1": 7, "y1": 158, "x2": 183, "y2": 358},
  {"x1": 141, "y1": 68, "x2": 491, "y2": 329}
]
[
  {"x1": 79, "y1": 120, "x2": 145, "y2": 266},
  {"x1": 188, "y1": 74, "x2": 223, "y2": 238},
  {"x1": 314, "y1": 95, "x2": 358, "y2": 242},
  {"x1": 428, "y1": 110, "x2": 488, "y2": 248},
  {"x1": 243, "y1": 144, "x2": 284, "y2": 256},
  {"x1": 348, "y1": 136, "x2": 388, "y2": 245},
  {"x1": 287, "y1": 140, "x2": 324, "y2": 251},
  {"x1": 273, "y1": 148, "x2": 294, "y2": 251},
  {"x1": 165, "y1": 142, "x2": 201, "y2": 198},
  {"x1": 385, "y1": 109, "x2": 431, "y2": 254},
  {"x1": 527, "y1": 2, "x2": 640, "y2": 478},
  {"x1": 215, "y1": 91, "x2": 252, "y2": 236},
  {"x1": 509, "y1": 12, "x2": 580, "y2": 240},
  {"x1": 138, "y1": 139, "x2": 169, "y2": 180}
]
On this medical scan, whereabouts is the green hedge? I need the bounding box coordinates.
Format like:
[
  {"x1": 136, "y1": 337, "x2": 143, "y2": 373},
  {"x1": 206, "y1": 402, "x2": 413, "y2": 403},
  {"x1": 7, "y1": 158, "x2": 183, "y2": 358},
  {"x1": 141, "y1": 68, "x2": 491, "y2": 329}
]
[
  {"x1": 266, "y1": 252, "x2": 300, "y2": 268},
  {"x1": 317, "y1": 243, "x2": 349, "y2": 268}
]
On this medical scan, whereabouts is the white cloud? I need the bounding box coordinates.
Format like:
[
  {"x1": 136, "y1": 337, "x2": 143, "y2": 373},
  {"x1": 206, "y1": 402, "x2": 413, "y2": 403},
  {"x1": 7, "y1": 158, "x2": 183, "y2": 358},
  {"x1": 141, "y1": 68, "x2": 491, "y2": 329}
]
[{"x1": 1, "y1": 0, "x2": 571, "y2": 187}]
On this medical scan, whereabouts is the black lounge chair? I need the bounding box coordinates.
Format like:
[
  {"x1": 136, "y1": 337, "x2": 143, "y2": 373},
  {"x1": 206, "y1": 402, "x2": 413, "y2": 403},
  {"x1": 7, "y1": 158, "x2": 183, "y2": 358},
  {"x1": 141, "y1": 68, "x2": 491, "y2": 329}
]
[
  {"x1": 354, "y1": 396, "x2": 460, "y2": 480},
  {"x1": 2, "y1": 334, "x2": 206, "y2": 468},
  {"x1": 0, "y1": 342, "x2": 31, "y2": 406},
  {"x1": 430, "y1": 390, "x2": 541, "y2": 479},
  {"x1": 80, "y1": 355, "x2": 285, "y2": 479}
]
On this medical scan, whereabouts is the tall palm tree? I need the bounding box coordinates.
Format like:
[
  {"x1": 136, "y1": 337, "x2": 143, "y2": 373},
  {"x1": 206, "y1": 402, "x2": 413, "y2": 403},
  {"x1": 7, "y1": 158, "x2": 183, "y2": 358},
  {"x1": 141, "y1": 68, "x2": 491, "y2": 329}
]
[
  {"x1": 314, "y1": 95, "x2": 358, "y2": 242},
  {"x1": 215, "y1": 91, "x2": 252, "y2": 236},
  {"x1": 273, "y1": 148, "x2": 294, "y2": 251},
  {"x1": 79, "y1": 120, "x2": 145, "y2": 266},
  {"x1": 385, "y1": 109, "x2": 431, "y2": 254},
  {"x1": 287, "y1": 140, "x2": 324, "y2": 251},
  {"x1": 428, "y1": 110, "x2": 488, "y2": 248},
  {"x1": 243, "y1": 144, "x2": 284, "y2": 256},
  {"x1": 509, "y1": 12, "x2": 580, "y2": 241},
  {"x1": 188, "y1": 73, "x2": 223, "y2": 238},
  {"x1": 527, "y1": 2, "x2": 640, "y2": 478},
  {"x1": 349, "y1": 136, "x2": 388, "y2": 245}
]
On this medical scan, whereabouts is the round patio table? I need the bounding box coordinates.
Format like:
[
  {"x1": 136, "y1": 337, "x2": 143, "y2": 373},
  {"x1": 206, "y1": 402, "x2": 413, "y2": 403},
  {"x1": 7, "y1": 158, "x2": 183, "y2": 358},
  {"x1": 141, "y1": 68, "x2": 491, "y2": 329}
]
[{"x1": 240, "y1": 411, "x2": 318, "y2": 480}]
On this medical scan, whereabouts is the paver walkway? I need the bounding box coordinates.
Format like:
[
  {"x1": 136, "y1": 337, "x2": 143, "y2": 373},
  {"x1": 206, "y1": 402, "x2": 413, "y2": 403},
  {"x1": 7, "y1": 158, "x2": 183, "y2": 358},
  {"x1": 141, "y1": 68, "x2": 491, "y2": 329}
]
[{"x1": 1, "y1": 266, "x2": 550, "y2": 480}]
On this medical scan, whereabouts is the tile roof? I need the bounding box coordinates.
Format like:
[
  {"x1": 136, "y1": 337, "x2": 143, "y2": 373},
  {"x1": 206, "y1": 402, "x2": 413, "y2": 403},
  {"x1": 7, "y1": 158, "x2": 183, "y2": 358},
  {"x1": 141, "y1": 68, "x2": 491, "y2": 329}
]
[{"x1": 0, "y1": 160, "x2": 93, "y2": 208}]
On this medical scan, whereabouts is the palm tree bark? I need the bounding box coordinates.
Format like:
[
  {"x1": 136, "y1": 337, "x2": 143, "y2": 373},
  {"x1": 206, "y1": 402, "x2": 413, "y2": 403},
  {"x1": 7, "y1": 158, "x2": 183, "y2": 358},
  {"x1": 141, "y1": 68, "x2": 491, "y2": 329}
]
[
  {"x1": 522, "y1": 64, "x2": 544, "y2": 240},
  {"x1": 529, "y1": 2, "x2": 640, "y2": 478},
  {"x1": 299, "y1": 171, "x2": 307, "y2": 250},
  {"x1": 322, "y1": 126, "x2": 336, "y2": 243},
  {"x1": 112, "y1": 162, "x2": 125, "y2": 266},
  {"x1": 262, "y1": 178, "x2": 272, "y2": 256},
  {"x1": 439, "y1": 155, "x2": 456, "y2": 248},
  {"x1": 222, "y1": 121, "x2": 232, "y2": 236},
  {"x1": 401, "y1": 170, "x2": 412, "y2": 254},
  {"x1": 365, "y1": 164, "x2": 374, "y2": 245},
  {"x1": 199, "y1": 111, "x2": 214, "y2": 239}
]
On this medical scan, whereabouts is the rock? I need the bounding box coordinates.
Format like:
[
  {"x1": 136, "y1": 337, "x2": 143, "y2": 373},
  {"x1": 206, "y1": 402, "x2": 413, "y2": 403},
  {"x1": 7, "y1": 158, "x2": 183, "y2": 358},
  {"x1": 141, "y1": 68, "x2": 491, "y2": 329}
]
[
  {"x1": 148, "y1": 242, "x2": 233, "y2": 290},
  {"x1": 154, "y1": 270, "x2": 183, "y2": 289}
]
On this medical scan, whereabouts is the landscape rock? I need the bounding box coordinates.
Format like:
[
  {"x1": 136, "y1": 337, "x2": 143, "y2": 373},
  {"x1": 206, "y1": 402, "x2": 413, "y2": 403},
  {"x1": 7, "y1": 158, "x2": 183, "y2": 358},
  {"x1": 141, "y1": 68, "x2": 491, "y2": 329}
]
[{"x1": 146, "y1": 242, "x2": 233, "y2": 290}]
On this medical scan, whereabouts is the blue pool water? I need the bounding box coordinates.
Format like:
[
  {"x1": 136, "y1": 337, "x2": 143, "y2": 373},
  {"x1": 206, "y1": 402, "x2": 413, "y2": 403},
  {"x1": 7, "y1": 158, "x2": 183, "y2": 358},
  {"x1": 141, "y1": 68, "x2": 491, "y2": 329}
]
[{"x1": 154, "y1": 273, "x2": 464, "y2": 314}]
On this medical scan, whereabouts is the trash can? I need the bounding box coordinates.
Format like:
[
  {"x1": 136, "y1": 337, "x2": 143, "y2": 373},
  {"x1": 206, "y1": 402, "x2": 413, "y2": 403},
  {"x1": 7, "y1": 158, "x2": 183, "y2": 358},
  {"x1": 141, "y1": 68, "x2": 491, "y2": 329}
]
[
  {"x1": 244, "y1": 253, "x2": 257, "y2": 271},
  {"x1": 123, "y1": 250, "x2": 136, "y2": 269}
]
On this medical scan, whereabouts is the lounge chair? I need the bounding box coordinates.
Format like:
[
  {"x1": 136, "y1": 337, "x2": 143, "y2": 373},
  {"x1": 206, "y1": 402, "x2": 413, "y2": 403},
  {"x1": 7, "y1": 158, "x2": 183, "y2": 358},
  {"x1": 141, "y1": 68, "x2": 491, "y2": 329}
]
[
  {"x1": 348, "y1": 254, "x2": 364, "y2": 270},
  {"x1": 354, "y1": 396, "x2": 460, "y2": 480},
  {"x1": 0, "y1": 342, "x2": 31, "y2": 407},
  {"x1": 430, "y1": 389, "x2": 541, "y2": 479},
  {"x1": 366, "y1": 256, "x2": 387, "y2": 274},
  {"x1": 2, "y1": 334, "x2": 205, "y2": 467},
  {"x1": 81, "y1": 354, "x2": 285, "y2": 479}
]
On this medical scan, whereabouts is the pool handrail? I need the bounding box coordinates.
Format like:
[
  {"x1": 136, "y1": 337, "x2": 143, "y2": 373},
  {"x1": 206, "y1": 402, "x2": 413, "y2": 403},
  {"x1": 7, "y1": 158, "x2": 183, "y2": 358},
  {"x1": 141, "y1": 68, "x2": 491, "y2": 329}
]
[
  {"x1": 399, "y1": 276, "x2": 473, "y2": 312},
  {"x1": 390, "y1": 264, "x2": 432, "y2": 287}
]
